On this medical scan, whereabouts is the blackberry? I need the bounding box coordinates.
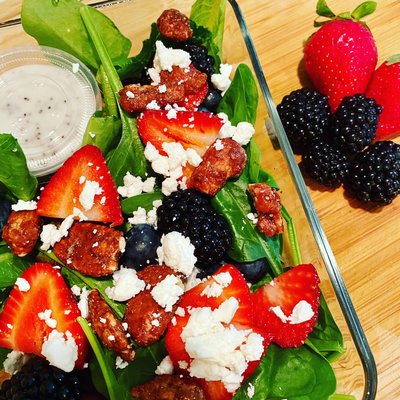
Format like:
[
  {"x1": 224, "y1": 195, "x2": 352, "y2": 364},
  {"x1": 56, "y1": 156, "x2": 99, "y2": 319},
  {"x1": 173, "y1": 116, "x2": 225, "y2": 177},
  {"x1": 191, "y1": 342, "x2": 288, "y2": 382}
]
[
  {"x1": 331, "y1": 94, "x2": 382, "y2": 155},
  {"x1": 277, "y1": 88, "x2": 331, "y2": 153},
  {"x1": 302, "y1": 141, "x2": 350, "y2": 187},
  {"x1": 345, "y1": 141, "x2": 400, "y2": 205},
  {"x1": 156, "y1": 189, "x2": 232, "y2": 267},
  {"x1": 180, "y1": 42, "x2": 215, "y2": 77},
  {"x1": 0, "y1": 199, "x2": 11, "y2": 236},
  {"x1": 0, "y1": 356, "x2": 82, "y2": 400}
]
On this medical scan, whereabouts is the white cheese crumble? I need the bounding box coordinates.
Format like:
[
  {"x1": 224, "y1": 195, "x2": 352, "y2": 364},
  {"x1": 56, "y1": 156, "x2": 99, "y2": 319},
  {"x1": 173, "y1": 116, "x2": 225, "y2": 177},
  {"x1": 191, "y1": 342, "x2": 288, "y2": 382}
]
[
  {"x1": 40, "y1": 214, "x2": 75, "y2": 251},
  {"x1": 247, "y1": 212, "x2": 258, "y2": 224},
  {"x1": 105, "y1": 268, "x2": 146, "y2": 302},
  {"x1": 115, "y1": 356, "x2": 129, "y2": 369},
  {"x1": 146, "y1": 99, "x2": 161, "y2": 110},
  {"x1": 79, "y1": 180, "x2": 103, "y2": 211},
  {"x1": 3, "y1": 351, "x2": 30, "y2": 375},
  {"x1": 38, "y1": 309, "x2": 57, "y2": 329},
  {"x1": 153, "y1": 41, "x2": 191, "y2": 73},
  {"x1": 156, "y1": 232, "x2": 197, "y2": 276},
  {"x1": 72, "y1": 63, "x2": 80, "y2": 73},
  {"x1": 151, "y1": 274, "x2": 184, "y2": 312},
  {"x1": 15, "y1": 277, "x2": 30, "y2": 292},
  {"x1": 270, "y1": 300, "x2": 314, "y2": 324},
  {"x1": 155, "y1": 355, "x2": 174, "y2": 375},
  {"x1": 41, "y1": 330, "x2": 78, "y2": 372},
  {"x1": 213, "y1": 139, "x2": 224, "y2": 150},
  {"x1": 128, "y1": 201, "x2": 161, "y2": 227},
  {"x1": 11, "y1": 200, "x2": 37, "y2": 211},
  {"x1": 211, "y1": 64, "x2": 233, "y2": 95},
  {"x1": 117, "y1": 172, "x2": 155, "y2": 198},
  {"x1": 247, "y1": 382, "x2": 255, "y2": 398},
  {"x1": 158, "y1": 84, "x2": 167, "y2": 93},
  {"x1": 180, "y1": 298, "x2": 264, "y2": 393},
  {"x1": 217, "y1": 114, "x2": 255, "y2": 146},
  {"x1": 200, "y1": 272, "x2": 232, "y2": 298}
]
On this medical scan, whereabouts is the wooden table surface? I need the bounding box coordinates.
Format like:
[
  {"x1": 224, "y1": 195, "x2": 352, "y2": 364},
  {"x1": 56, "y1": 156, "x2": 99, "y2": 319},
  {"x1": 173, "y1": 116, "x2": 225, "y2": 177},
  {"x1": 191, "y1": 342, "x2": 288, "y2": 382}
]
[{"x1": 0, "y1": 1, "x2": 399, "y2": 399}]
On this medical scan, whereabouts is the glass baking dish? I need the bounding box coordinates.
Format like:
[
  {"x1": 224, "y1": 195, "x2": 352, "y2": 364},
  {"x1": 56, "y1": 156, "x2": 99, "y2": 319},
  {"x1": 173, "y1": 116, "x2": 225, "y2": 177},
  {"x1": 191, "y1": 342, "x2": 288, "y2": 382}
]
[{"x1": 0, "y1": 0, "x2": 376, "y2": 399}]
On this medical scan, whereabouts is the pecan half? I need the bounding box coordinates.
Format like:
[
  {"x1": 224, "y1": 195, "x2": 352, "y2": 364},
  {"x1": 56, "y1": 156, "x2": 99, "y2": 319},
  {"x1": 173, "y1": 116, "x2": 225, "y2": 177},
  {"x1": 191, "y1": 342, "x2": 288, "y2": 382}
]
[
  {"x1": 54, "y1": 222, "x2": 123, "y2": 277},
  {"x1": 157, "y1": 9, "x2": 193, "y2": 42},
  {"x1": 2, "y1": 210, "x2": 42, "y2": 257},
  {"x1": 88, "y1": 289, "x2": 135, "y2": 362}
]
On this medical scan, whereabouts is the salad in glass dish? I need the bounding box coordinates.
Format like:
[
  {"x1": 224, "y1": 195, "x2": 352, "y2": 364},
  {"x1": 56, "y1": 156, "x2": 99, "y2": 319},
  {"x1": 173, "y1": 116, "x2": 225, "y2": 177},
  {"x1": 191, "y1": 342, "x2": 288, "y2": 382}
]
[{"x1": 0, "y1": 0, "x2": 355, "y2": 399}]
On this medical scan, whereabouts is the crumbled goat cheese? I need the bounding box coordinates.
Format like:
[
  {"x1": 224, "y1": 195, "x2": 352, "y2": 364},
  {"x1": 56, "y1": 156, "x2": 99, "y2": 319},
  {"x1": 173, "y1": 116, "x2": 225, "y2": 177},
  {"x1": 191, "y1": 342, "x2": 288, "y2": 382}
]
[
  {"x1": 181, "y1": 298, "x2": 264, "y2": 393},
  {"x1": 115, "y1": 356, "x2": 129, "y2": 369},
  {"x1": 117, "y1": 172, "x2": 155, "y2": 198},
  {"x1": 200, "y1": 271, "x2": 232, "y2": 298},
  {"x1": 69, "y1": 286, "x2": 90, "y2": 318},
  {"x1": 3, "y1": 351, "x2": 30, "y2": 375},
  {"x1": 213, "y1": 139, "x2": 224, "y2": 150},
  {"x1": 38, "y1": 309, "x2": 57, "y2": 329},
  {"x1": 184, "y1": 267, "x2": 203, "y2": 291},
  {"x1": 247, "y1": 382, "x2": 255, "y2": 398},
  {"x1": 211, "y1": 64, "x2": 233, "y2": 95},
  {"x1": 155, "y1": 355, "x2": 174, "y2": 375},
  {"x1": 158, "y1": 84, "x2": 167, "y2": 93},
  {"x1": 153, "y1": 41, "x2": 191, "y2": 73},
  {"x1": 246, "y1": 212, "x2": 258, "y2": 224},
  {"x1": 41, "y1": 330, "x2": 78, "y2": 372},
  {"x1": 79, "y1": 180, "x2": 103, "y2": 211},
  {"x1": 11, "y1": 200, "x2": 37, "y2": 211},
  {"x1": 40, "y1": 214, "x2": 75, "y2": 250},
  {"x1": 186, "y1": 148, "x2": 202, "y2": 167},
  {"x1": 157, "y1": 232, "x2": 197, "y2": 276},
  {"x1": 178, "y1": 360, "x2": 188, "y2": 370},
  {"x1": 126, "y1": 90, "x2": 135, "y2": 98},
  {"x1": 15, "y1": 277, "x2": 30, "y2": 292},
  {"x1": 161, "y1": 177, "x2": 179, "y2": 196},
  {"x1": 146, "y1": 99, "x2": 161, "y2": 110},
  {"x1": 72, "y1": 63, "x2": 80, "y2": 73},
  {"x1": 151, "y1": 275, "x2": 184, "y2": 312},
  {"x1": 270, "y1": 300, "x2": 314, "y2": 324},
  {"x1": 105, "y1": 268, "x2": 146, "y2": 302},
  {"x1": 218, "y1": 118, "x2": 255, "y2": 146},
  {"x1": 166, "y1": 108, "x2": 177, "y2": 119}
]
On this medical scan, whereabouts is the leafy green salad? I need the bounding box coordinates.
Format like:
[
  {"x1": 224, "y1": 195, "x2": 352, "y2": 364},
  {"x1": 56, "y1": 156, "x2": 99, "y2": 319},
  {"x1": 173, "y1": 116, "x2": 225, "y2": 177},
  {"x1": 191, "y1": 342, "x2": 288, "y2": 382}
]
[{"x1": 0, "y1": 0, "x2": 354, "y2": 399}]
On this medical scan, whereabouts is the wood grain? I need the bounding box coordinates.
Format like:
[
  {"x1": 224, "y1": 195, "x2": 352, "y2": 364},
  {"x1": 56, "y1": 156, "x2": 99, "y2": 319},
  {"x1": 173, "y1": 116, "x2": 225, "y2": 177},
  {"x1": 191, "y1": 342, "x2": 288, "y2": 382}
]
[{"x1": 0, "y1": 1, "x2": 399, "y2": 399}]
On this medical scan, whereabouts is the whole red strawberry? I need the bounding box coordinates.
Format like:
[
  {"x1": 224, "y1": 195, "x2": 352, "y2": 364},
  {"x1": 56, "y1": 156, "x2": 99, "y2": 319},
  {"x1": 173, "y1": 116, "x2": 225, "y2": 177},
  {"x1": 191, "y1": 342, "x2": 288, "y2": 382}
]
[
  {"x1": 304, "y1": 0, "x2": 378, "y2": 112},
  {"x1": 366, "y1": 55, "x2": 400, "y2": 139}
]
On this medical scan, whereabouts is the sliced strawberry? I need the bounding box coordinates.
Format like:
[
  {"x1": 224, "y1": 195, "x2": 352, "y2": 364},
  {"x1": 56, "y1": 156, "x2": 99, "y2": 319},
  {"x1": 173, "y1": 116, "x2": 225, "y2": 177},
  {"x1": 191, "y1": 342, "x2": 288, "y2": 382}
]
[
  {"x1": 137, "y1": 110, "x2": 222, "y2": 156},
  {"x1": 0, "y1": 263, "x2": 89, "y2": 369},
  {"x1": 176, "y1": 82, "x2": 209, "y2": 111},
  {"x1": 252, "y1": 264, "x2": 320, "y2": 348},
  {"x1": 165, "y1": 265, "x2": 269, "y2": 400},
  {"x1": 37, "y1": 145, "x2": 123, "y2": 226}
]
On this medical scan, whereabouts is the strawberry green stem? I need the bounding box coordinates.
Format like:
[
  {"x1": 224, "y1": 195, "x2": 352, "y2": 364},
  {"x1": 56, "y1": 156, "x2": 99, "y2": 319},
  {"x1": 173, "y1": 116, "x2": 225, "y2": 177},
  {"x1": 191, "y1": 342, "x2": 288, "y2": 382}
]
[{"x1": 387, "y1": 54, "x2": 400, "y2": 65}]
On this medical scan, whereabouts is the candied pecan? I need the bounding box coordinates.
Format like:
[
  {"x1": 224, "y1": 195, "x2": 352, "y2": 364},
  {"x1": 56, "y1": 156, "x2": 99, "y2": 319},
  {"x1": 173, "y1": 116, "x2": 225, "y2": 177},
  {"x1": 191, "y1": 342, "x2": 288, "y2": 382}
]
[
  {"x1": 124, "y1": 265, "x2": 183, "y2": 346},
  {"x1": 248, "y1": 183, "x2": 284, "y2": 237},
  {"x1": 54, "y1": 222, "x2": 123, "y2": 277},
  {"x1": 2, "y1": 210, "x2": 42, "y2": 257},
  {"x1": 157, "y1": 9, "x2": 193, "y2": 42},
  {"x1": 88, "y1": 289, "x2": 135, "y2": 362},
  {"x1": 189, "y1": 138, "x2": 247, "y2": 196},
  {"x1": 160, "y1": 66, "x2": 207, "y2": 95},
  {"x1": 132, "y1": 374, "x2": 206, "y2": 400},
  {"x1": 119, "y1": 84, "x2": 184, "y2": 113}
]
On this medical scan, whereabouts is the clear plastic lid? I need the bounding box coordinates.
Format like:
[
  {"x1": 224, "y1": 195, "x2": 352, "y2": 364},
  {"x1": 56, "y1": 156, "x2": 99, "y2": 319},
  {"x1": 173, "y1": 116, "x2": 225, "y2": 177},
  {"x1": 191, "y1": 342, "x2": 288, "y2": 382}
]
[{"x1": 0, "y1": 45, "x2": 101, "y2": 176}]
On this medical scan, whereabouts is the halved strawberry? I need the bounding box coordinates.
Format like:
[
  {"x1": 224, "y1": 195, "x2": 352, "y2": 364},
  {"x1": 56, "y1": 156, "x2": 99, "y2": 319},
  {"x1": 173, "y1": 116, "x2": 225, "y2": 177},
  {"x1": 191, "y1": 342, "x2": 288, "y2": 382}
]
[
  {"x1": 0, "y1": 263, "x2": 89, "y2": 369},
  {"x1": 176, "y1": 82, "x2": 209, "y2": 111},
  {"x1": 37, "y1": 145, "x2": 123, "y2": 226},
  {"x1": 165, "y1": 265, "x2": 269, "y2": 400},
  {"x1": 252, "y1": 264, "x2": 320, "y2": 348},
  {"x1": 137, "y1": 110, "x2": 222, "y2": 156}
]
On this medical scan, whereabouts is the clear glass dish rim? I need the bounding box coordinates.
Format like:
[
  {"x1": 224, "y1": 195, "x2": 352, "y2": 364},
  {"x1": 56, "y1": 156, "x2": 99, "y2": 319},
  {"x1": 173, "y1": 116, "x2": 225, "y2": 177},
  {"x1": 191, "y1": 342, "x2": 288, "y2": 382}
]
[{"x1": 0, "y1": 1, "x2": 378, "y2": 398}]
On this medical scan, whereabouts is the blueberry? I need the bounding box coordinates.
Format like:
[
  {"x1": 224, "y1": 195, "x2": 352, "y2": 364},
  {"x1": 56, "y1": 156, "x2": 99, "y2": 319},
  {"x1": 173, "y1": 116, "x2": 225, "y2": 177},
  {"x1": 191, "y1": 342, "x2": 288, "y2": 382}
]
[
  {"x1": 200, "y1": 87, "x2": 222, "y2": 112},
  {"x1": 0, "y1": 199, "x2": 11, "y2": 235},
  {"x1": 120, "y1": 224, "x2": 161, "y2": 271},
  {"x1": 232, "y1": 258, "x2": 268, "y2": 283}
]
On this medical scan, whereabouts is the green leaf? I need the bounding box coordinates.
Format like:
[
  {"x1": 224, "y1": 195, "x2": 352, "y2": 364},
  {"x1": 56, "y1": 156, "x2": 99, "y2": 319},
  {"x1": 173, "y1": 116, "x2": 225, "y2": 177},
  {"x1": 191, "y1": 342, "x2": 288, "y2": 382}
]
[
  {"x1": 0, "y1": 246, "x2": 33, "y2": 288},
  {"x1": 233, "y1": 344, "x2": 336, "y2": 400},
  {"x1": 190, "y1": 23, "x2": 222, "y2": 68},
  {"x1": 351, "y1": 1, "x2": 377, "y2": 21},
  {"x1": 21, "y1": 0, "x2": 131, "y2": 71},
  {"x1": 190, "y1": 0, "x2": 226, "y2": 65},
  {"x1": 0, "y1": 134, "x2": 37, "y2": 201},
  {"x1": 386, "y1": 54, "x2": 400, "y2": 65},
  {"x1": 98, "y1": 65, "x2": 119, "y2": 117},
  {"x1": 82, "y1": 113, "x2": 121, "y2": 154},
  {"x1": 316, "y1": 0, "x2": 336, "y2": 18},
  {"x1": 0, "y1": 347, "x2": 10, "y2": 367},
  {"x1": 281, "y1": 206, "x2": 302, "y2": 266},
  {"x1": 217, "y1": 64, "x2": 259, "y2": 125},
  {"x1": 121, "y1": 192, "x2": 164, "y2": 215}
]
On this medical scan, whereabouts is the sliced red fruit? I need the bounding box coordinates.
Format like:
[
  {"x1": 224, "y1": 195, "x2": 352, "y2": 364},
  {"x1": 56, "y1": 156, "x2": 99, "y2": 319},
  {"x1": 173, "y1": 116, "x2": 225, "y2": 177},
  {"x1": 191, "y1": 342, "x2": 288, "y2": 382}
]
[
  {"x1": 176, "y1": 82, "x2": 209, "y2": 111},
  {"x1": 137, "y1": 110, "x2": 222, "y2": 157},
  {"x1": 252, "y1": 264, "x2": 320, "y2": 348},
  {"x1": 165, "y1": 264, "x2": 269, "y2": 400},
  {"x1": 0, "y1": 263, "x2": 89, "y2": 369},
  {"x1": 37, "y1": 145, "x2": 123, "y2": 226}
]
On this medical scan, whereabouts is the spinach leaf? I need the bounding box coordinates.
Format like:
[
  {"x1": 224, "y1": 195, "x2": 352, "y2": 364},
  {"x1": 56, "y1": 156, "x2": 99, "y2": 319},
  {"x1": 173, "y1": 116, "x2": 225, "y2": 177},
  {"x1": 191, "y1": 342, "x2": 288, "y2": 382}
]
[
  {"x1": 82, "y1": 113, "x2": 121, "y2": 154},
  {"x1": 0, "y1": 347, "x2": 10, "y2": 367},
  {"x1": 233, "y1": 344, "x2": 336, "y2": 400},
  {"x1": 217, "y1": 64, "x2": 259, "y2": 125},
  {"x1": 80, "y1": 7, "x2": 148, "y2": 185},
  {"x1": 0, "y1": 134, "x2": 38, "y2": 202},
  {"x1": 21, "y1": 0, "x2": 131, "y2": 71},
  {"x1": 121, "y1": 192, "x2": 164, "y2": 215},
  {"x1": 306, "y1": 296, "x2": 345, "y2": 362},
  {"x1": 190, "y1": 0, "x2": 226, "y2": 65},
  {"x1": 90, "y1": 340, "x2": 166, "y2": 399},
  {"x1": 190, "y1": 23, "x2": 222, "y2": 68},
  {"x1": 98, "y1": 65, "x2": 119, "y2": 118},
  {"x1": 0, "y1": 246, "x2": 32, "y2": 288}
]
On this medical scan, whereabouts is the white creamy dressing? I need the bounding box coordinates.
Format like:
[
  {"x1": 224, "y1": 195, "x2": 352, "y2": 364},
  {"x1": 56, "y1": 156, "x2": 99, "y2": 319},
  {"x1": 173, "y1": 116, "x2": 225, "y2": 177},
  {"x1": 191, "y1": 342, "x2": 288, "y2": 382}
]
[{"x1": 0, "y1": 63, "x2": 96, "y2": 176}]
